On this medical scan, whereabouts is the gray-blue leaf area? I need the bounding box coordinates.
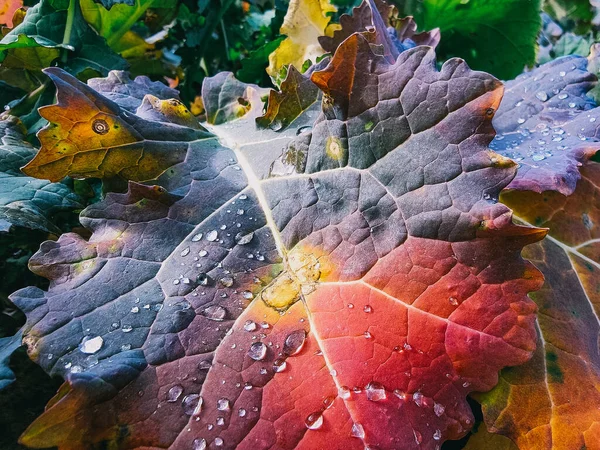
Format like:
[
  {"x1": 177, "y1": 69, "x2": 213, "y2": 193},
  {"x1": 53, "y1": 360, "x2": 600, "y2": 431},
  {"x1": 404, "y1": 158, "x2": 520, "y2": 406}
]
[
  {"x1": 0, "y1": 330, "x2": 23, "y2": 390},
  {"x1": 0, "y1": 116, "x2": 83, "y2": 233}
]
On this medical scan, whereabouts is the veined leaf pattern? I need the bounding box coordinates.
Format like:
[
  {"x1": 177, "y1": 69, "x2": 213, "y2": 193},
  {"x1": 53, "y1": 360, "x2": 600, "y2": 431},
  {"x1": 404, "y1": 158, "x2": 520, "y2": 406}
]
[{"x1": 12, "y1": 15, "x2": 544, "y2": 450}]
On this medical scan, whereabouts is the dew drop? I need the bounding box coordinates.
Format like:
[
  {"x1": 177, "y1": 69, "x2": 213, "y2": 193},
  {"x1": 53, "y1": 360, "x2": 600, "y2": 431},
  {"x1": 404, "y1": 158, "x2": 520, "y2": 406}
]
[
  {"x1": 535, "y1": 91, "x2": 548, "y2": 102},
  {"x1": 238, "y1": 408, "x2": 247, "y2": 417},
  {"x1": 517, "y1": 118, "x2": 525, "y2": 124},
  {"x1": 413, "y1": 391, "x2": 424, "y2": 407},
  {"x1": 206, "y1": 230, "x2": 218, "y2": 242},
  {"x1": 273, "y1": 358, "x2": 287, "y2": 373},
  {"x1": 243, "y1": 320, "x2": 257, "y2": 332},
  {"x1": 181, "y1": 247, "x2": 190, "y2": 257},
  {"x1": 219, "y1": 276, "x2": 234, "y2": 288},
  {"x1": 192, "y1": 438, "x2": 207, "y2": 450},
  {"x1": 283, "y1": 329, "x2": 306, "y2": 356},
  {"x1": 121, "y1": 343, "x2": 131, "y2": 351},
  {"x1": 393, "y1": 389, "x2": 406, "y2": 400},
  {"x1": 248, "y1": 342, "x2": 267, "y2": 361},
  {"x1": 192, "y1": 233, "x2": 203, "y2": 242},
  {"x1": 365, "y1": 382, "x2": 386, "y2": 401},
  {"x1": 448, "y1": 297, "x2": 459, "y2": 306},
  {"x1": 558, "y1": 93, "x2": 568, "y2": 99},
  {"x1": 235, "y1": 231, "x2": 254, "y2": 245},
  {"x1": 433, "y1": 429, "x2": 442, "y2": 441},
  {"x1": 351, "y1": 423, "x2": 365, "y2": 439},
  {"x1": 364, "y1": 331, "x2": 372, "y2": 339},
  {"x1": 167, "y1": 385, "x2": 184, "y2": 402},
  {"x1": 214, "y1": 437, "x2": 224, "y2": 446},
  {"x1": 199, "y1": 250, "x2": 208, "y2": 257},
  {"x1": 79, "y1": 336, "x2": 103, "y2": 354},
  {"x1": 182, "y1": 394, "x2": 203, "y2": 416},
  {"x1": 216, "y1": 417, "x2": 225, "y2": 426},
  {"x1": 305, "y1": 411, "x2": 324, "y2": 430},
  {"x1": 338, "y1": 385, "x2": 351, "y2": 399},
  {"x1": 199, "y1": 359, "x2": 211, "y2": 370},
  {"x1": 363, "y1": 305, "x2": 373, "y2": 313},
  {"x1": 532, "y1": 154, "x2": 546, "y2": 162},
  {"x1": 241, "y1": 291, "x2": 253, "y2": 300},
  {"x1": 217, "y1": 398, "x2": 230, "y2": 411},
  {"x1": 203, "y1": 305, "x2": 227, "y2": 321},
  {"x1": 434, "y1": 402, "x2": 445, "y2": 417}
]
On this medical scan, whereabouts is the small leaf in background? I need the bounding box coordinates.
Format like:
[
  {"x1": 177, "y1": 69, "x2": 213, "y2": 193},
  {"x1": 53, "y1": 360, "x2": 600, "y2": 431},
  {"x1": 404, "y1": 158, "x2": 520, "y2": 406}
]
[
  {"x1": 397, "y1": 0, "x2": 542, "y2": 80},
  {"x1": 22, "y1": 68, "x2": 205, "y2": 182},
  {"x1": 256, "y1": 65, "x2": 320, "y2": 130},
  {"x1": 92, "y1": 0, "x2": 136, "y2": 9},
  {"x1": 267, "y1": 0, "x2": 339, "y2": 76},
  {"x1": 237, "y1": 36, "x2": 284, "y2": 84},
  {"x1": 0, "y1": 115, "x2": 83, "y2": 234},
  {"x1": 463, "y1": 422, "x2": 518, "y2": 450},
  {"x1": 0, "y1": 0, "x2": 23, "y2": 28},
  {"x1": 544, "y1": 0, "x2": 595, "y2": 33},
  {"x1": 0, "y1": 330, "x2": 23, "y2": 389},
  {"x1": 320, "y1": 0, "x2": 440, "y2": 58},
  {"x1": 478, "y1": 54, "x2": 600, "y2": 450}
]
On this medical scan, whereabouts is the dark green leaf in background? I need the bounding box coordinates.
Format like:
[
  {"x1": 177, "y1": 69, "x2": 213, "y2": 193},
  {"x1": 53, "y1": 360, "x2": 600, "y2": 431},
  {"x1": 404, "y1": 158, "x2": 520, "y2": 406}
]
[{"x1": 396, "y1": 0, "x2": 542, "y2": 80}]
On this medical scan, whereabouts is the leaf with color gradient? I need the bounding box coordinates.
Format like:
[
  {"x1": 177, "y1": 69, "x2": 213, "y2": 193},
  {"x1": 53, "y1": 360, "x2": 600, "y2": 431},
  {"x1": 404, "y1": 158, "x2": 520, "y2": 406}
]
[
  {"x1": 319, "y1": 0, "x2": 439, "y2": 59},
  {"x1": 21, "y1": 68, "x2": 202, "y2": 182},
  {"x1": 477, "y1": 54, "x2": 600, "y2": 450},
  {"x1": 13, "y1": 27, "x2": 544, "y2": 450}
]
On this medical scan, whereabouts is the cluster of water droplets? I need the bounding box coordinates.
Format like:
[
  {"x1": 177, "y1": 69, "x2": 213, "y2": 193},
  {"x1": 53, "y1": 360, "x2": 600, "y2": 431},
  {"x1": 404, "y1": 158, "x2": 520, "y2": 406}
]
[{"x1": 491, "y1": 65, "x2": 600, "y2": 170}]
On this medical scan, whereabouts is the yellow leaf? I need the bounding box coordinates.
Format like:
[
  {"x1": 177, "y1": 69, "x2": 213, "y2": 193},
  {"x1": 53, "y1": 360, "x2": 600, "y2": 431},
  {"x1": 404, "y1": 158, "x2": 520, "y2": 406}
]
[{"x1": 267, "y1": 0, "x2": 339, "y2": 77}]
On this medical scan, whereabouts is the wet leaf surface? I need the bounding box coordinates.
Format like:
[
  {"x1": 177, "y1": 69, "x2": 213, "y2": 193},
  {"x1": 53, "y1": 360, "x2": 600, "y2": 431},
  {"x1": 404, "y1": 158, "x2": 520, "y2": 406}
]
[
  {"x1": 478, "y1": 54, "x2": 600, "y2": 450},
  {"x1": 11, "y1": 25, "x2": 546, "y2": 449}
]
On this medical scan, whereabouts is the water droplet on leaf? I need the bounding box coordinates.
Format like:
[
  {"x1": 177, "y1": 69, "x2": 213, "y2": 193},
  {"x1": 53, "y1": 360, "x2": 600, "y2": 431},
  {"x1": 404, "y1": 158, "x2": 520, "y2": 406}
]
[
  {"x1": 366, "y1": 382, "x2": 386, "y2": 401},
  {"x1": 79, "y1": 336, "x2": 103, "y2": 354},
  {"x1": 167, "y1": 385, "x2": 184, "y2": 402},
  {"x1": 305, "y1": 412, "x2": 323, "y2": 430},
  {"x1": 283, "y1": 329, "x2": 306, "y2": 356},
  {"x1": 248, "y1": 342, "x2": 267, "y2": 361}
]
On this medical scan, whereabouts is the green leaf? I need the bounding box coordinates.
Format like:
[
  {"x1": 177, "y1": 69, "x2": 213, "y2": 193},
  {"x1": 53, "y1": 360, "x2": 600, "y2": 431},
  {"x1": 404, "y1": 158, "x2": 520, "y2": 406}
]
[
  {"x1": 237, "y1": 37, "x2": 285, "y2": 84},
  {"x1": 398, "y1": 0, "x2": 542, "y2": 80},
  {"x1": 81, "y1": 0, "x2": 176, "y2": 49},
  {"x1": 0, "y1": 0, "x2": 127, "y2": 77}
]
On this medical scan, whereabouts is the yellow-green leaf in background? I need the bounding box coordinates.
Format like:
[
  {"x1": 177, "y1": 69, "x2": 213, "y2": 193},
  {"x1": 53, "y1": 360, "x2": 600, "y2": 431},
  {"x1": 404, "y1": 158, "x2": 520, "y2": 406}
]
[{"x1": 266, "y1": 0, "x2": 338, "y2": 77}]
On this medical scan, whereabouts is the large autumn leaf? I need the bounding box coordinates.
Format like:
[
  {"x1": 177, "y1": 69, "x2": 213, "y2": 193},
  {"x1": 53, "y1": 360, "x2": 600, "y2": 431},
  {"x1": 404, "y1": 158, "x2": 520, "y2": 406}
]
[
  {"x1": 12, "y1": 31, "x2": 545, "y2": 449},
  {"x1": 478, "y1": 55, "x2": 600, "y2": 449}
]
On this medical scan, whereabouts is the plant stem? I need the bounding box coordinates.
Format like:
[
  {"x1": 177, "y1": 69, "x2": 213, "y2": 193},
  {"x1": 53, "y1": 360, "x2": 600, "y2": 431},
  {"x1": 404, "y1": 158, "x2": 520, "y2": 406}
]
[{"x1": 61, "y1": 0, "x2": 77, "y2": 62}]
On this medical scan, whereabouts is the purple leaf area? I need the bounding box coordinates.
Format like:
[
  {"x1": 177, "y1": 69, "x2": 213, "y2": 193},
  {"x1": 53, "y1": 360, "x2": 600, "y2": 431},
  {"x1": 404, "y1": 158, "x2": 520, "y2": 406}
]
[{"x1": 491, "y1": 55, "x2": 600, "y2": 195}]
